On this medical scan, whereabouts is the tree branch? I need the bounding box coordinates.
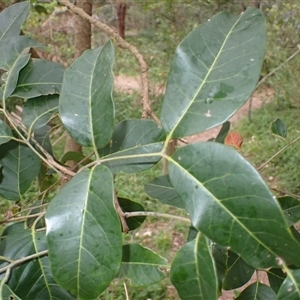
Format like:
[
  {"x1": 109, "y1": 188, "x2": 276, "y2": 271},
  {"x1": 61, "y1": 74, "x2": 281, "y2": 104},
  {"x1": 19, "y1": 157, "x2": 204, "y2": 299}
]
[
  {"x1": 57, "y1": 0, "x2": 160, "y2": 125},
  {"x1": 124, "y1": 211, "x2": 191, "y2": 223},
  {"x1": 0, "y1": 250, "x2": 48, "y2": 274}
]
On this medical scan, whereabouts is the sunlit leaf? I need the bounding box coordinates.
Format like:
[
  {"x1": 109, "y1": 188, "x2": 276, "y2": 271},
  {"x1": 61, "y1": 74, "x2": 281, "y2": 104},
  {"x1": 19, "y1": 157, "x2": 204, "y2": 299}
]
[
  {"x1": 277, "y1": 269, "x2": 300, "y2": 300},
  {"x1": 169, "y1": 142, "x2": 300, "y2": 269},
  {"x1": 0, "y1": 119, "x2": 12, "y2": 145},
  {"x1": 144, "y1": 175, "x2": 183, "y2": 209},
  {"x1": 11, "y1": 59, "x2": 64, "y2": 98},
  {"x1": 60, "y1": 41, "x2": 114, "y2": 151},
  {"x1": 22, "y1": 95, "x2": 59, "y2": 133},
  {"x1": 170, "y1": 233, "x2": 218, "y2": 299},
  {"x1": 46, "y1": 165, "x2": 122, "y2": 299},
  {"x1": 0, "y1": 141, "x2": 41, "y2": 200},
  {"x1": 271, "y1": 118, "x2": 287, "y2": 138},
  {"x1": 118, "y1": 244, "x2": 168, "y2": 286},
  {"x1": 161, "y1": 8, "x2": 266, "y2": 138},
  {"x1": 235, "y1": 282, "x2": 276, "y2": 299}
]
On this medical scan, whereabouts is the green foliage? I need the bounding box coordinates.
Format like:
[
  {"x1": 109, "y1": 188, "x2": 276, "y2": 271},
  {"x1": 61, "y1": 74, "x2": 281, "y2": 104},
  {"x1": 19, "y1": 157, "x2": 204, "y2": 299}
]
[{"x1": 0, "y1": 2, "x2": 299, "y2": 300}]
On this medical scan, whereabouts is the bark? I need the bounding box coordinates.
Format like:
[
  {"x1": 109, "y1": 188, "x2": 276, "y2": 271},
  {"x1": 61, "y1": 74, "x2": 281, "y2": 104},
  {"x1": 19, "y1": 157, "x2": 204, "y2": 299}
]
[
  {"x1": 64, "y1": 0, "x2": 92, "y2": 171},
  {"x1": 117, "y1": 2, "x2": 126, "y2": 39}
]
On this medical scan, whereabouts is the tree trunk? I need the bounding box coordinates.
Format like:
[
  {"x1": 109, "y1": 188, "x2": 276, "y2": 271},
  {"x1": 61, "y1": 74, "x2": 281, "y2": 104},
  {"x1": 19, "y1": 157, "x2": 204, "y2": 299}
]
[
  {"x1": 117, "y1": 1, "x2": 126, "y2": 39},
  {"x1": 64, "y1": 0, "x2": 92, "y2": 171}
]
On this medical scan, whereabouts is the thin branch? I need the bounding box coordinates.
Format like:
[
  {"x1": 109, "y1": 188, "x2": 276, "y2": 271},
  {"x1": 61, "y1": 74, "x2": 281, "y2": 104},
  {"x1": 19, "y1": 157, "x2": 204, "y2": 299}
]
[
  {"x1": 257, "y1": 135, "x2": 300, "y2": 171},
  {"x1": 0, "y1": 250, "x2": 48, "y2": 274},
  {"x1": 0, "y1": 212, "x2": 45, "y2": 225},
  {"x1": 124, "y1": 211, "x2": 191, "y2": 223},
  {"x1": 57, "y1": 0, "x2": 160, "y2": 125},
  {"x1": 271, "y1": 187, "x2": 300, "y2": 200},
  {"x1": 124, "y1": 281, "x2": 130, "y2": 300}
]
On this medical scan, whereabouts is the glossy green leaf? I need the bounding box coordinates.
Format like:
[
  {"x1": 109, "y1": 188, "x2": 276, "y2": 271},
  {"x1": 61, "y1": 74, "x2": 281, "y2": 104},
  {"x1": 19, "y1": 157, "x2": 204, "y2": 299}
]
[
  {"x1": 267, "y1": 268, "x2": 286, "y2": 294},
  {"x1": 0, "y1": 141, "x2": 41, "y2": 200},
  {"x1": 271, "y1": 118, "x2": 287, "y2": 138},
  {"x1": 277, "y1": 269, "x2": 300, "y2": 300},
  {"x1": 169, "y1": 142, "x2": 300, "y2": 269},
  {"x1": 118, "y1": 197, "x2": 146, "y2": 231},
  {"x1": 278, "y1": 196, "x2": 300, "y2": 226},
  {"x1": 0, "y1": 283, "x2": 21, "y2": 300},
  {"x1": 161, "y1": 8, "x2": 266, "y2": 138},
  {"x1": 0, "y1": 2, "x2": 29, "y2": 40},
  {"x1": 170, "y1": 233, "x2": 218, "y2": 300},
  {"x1": 60, "y1": 41, "x2": 114, "y2": 150},
  {"x1": 215, "y1": 121, "x2": 231, "y2": 144},
  {"x1": 99, "y1": 119, "x2": 165, "y2": 173},
  {"x1": 0, "y1": 36, "x2": 42, "y2": 70},
  {"x1": 11, "y1": 59, "x2": 64, "y2": 98},
  {"x1": 22, "y1": 95, "x2": 59, "y2": 133},
  {"x1": 0, "y1": 119, "x2": 12, "y2": 145},
  {"x1": 3, "y1": 48, "x2": 31, "y2": 101},
  {"x1": 46, "y1": 165, "x2": 122, "y2": 299},
  {"x1": 0, "y1": 223, "x2": 75, "y2": 300},
  {"x1": 118, "y1": 244, "x2": 167, "y2": 286},
  {"x1": 236, "y1": 282, "x2": 276, "y2": 300},
  {"x1": 144, "y1": 175, "x2": 183, "y2": 209}
]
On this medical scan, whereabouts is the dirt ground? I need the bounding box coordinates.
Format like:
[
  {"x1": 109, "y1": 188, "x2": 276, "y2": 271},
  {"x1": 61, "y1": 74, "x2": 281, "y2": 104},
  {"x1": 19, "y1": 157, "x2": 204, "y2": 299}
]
[{"x1": 115, "y1": 75, "x2": 273, "y2": 300}]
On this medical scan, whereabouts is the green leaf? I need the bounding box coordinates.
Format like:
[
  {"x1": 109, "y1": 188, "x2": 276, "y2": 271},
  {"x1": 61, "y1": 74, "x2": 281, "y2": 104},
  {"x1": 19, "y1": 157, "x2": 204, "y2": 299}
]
[
  {"x1": 271, "y1": 118, "x2": 287, "y2": 138},
  {"x1": 98, "y1": 119, "x2": 165, "y2": 173},
  {"x1": 0, "y1": 119, "x2": 12, "y2": 145},
  {"x1": 34, "y1": 4, "x2": 47, "y2": 14},
  {"x1": 3, "y1": 48, "x2": 31, "y2": 101},
  {"x1": 46, "y1": 165, "x2": 122, "y2": 299},
  {"x1": 61, "y1": 151, "x2": 93, "y2": 166},
  {"x1": 235, "y1": 282, "x2": 276, "y2": 299},
  {"x1": 0, "y1": 223, "x2": 75, "y2": 300},
  {"x1": 0, "y1": 282, "x2": 21, "y2": 300},
  {"x1": 118, "y1": 244, "x2": 168, "y2": 286},
  {"x1": 212, "y1": 243, "x2": 254, "y2": 290},
  {"x1": 223, "y1": 250, "x2": 254, "y2": 290},
  {"x1": 169, "y1": 142, "x2": 300, "y2": 269},
  {"x1": 60, "y1": 41, "x2": 114, "y2": 150},
  {"x1": 215, "y1": 121, "x2": 231, "y2": 144},
  {"x1": 22, "y1": 95, "x2": 59, "y2": 133},
  {"x1": 0, "y1": 2, "x2": 29, "y2": 40},
  {"x1": 170, "y1": 233, "x2": 218, "y2": 300},
  {"x1": 0, "y1": 36, "x2": 42, "y2": 70},
  {"x1": 11, "y1": 59, "x2": 64, "y2": 98},
  {"x1": 144, "y1": 175, "x2": 183, "y2": 209},
  {"x1": 277, "y1": 269, "x2": 300, "y2": 300},
  {"x1": 0, "y1": 141, "x2": 41, "y2": 200},
  {"x1": 34, "y1": 124, "x2": 53, "y2": 156},
  {"x1": 118, "y1": 197, "x2": 146, "y2": 231},
  {"x1": 267, "y1": 268, "x2": 286, "y2": 294},
  {"x1": 161, "y1": 7, "x2": 266, "y2": 138},
  {"x1": 278, "y1": 196, "x2": 300, "y2": 226}
]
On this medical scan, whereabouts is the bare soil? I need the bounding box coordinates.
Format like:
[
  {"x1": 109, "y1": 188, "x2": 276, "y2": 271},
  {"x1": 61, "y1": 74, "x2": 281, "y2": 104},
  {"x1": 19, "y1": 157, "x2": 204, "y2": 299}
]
[{"x1": 115, "y1": 75, "x2": 274, "y2": 300}]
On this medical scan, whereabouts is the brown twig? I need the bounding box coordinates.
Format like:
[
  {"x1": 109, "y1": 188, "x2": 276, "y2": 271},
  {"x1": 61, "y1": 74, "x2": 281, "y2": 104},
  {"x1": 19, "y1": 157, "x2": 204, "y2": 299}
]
[
  {"x1": 257, "y1": 135, "x2": 300, "y2": 172},
  {"x1": 271, "y1": 187, "x2": 300, "y2": 200},
  {"x1": 114, "y1": 191, "x2": 129, "y2": 233},
  {"x1": 57, "y1": 0, "x2": 160, "y2": 125}
]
